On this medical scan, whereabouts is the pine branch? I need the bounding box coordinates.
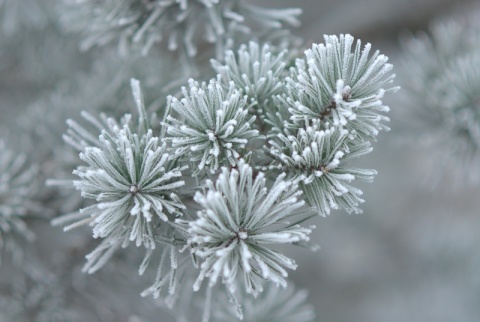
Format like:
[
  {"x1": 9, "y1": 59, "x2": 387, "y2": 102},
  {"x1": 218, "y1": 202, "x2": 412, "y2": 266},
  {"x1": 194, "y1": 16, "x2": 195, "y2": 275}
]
[
  {"x1": 178, "y1": 160, "x2": 314, "y2": 318},
  {"x1": 164, "y1": 77, "x2": 260, "y2": 174},
  {"x1": 53, "y1": 80, "x2": 187, "y2": 273}
]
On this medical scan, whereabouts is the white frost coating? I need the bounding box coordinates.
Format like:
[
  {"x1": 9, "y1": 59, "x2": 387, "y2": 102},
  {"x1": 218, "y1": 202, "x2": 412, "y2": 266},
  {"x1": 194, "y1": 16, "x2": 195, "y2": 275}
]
[
  {"x1": 55, "y1": 83, "x2": 187, "y2": 274},
  {"x1": 267, "y1": 120, "x2": 376, "y2": 216},
  {"x1": 164, "y1": 76, "x2": 259, "y2": 174},
  {"x1": 211, "y1": 41, "x2": 288, "y2": 113},
  {"x1": 178, "y1": 160, "x2": 312, "y2": 307},
  {"x1": 278, "y1": 33, "x2": 398, "y2": 141}
]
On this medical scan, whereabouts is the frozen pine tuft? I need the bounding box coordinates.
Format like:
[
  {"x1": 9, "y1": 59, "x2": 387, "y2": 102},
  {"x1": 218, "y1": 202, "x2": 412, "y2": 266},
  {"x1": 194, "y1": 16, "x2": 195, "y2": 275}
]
[
  {"x1": 73, "y1": 126, "x2": 185, "y2": 245},
  {"x1": 266, "y1": 120, "x2": 376, "y2": 216},
  {"x1": 179, "y1": 159, "x2": 313, "y2": 318},
  {"x1": 54, "y1": 80, "x2": 187, "y2": 273},
  {"x1": 165, "y1": 77, "x2": 259, "y2": 174},
  {"x1": 211, "y1": 41, "x2": 288, "y2": 116},
  {"x1": 279, "y1": 34, "x2": 398, "y2": 141}
]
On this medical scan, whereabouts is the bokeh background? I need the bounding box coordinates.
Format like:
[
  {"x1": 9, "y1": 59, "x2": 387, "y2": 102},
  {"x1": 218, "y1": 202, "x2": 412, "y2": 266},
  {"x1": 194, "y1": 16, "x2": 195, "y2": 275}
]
[{"x1": 1, "y1": 0, "x2": 480, "y2": 321}]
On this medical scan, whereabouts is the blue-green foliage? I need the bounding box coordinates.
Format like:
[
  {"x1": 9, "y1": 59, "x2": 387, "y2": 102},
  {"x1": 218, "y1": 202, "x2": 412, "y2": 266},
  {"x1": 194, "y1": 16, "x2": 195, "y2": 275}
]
[{"x1": 51, "y1": 31, "x2": 397, "y2": 319}]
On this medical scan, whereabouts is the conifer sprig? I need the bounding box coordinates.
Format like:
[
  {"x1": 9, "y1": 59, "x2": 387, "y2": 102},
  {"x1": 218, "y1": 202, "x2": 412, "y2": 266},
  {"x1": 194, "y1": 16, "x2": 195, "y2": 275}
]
[
  {"x1": 211, "y1": 41, "x2": 288, "y2": 114},
  {"x1": 73, "y1": 126, "x2": 186, "y2": 246},
  {"x1": 53, "y1": 80, "x2": 187, "y2": 273},
  {"x1": 165, "y1": 77, "x2": 259, "y2": 174},
  {"x1": 181, "y1": 160, "x2": 313, "y2": 300},
  {"x1": 48, "y1": 31, "x2": 398, "y2": 321},
  {"x1": 266, "y1": 120, "x2": 375, "y2": 215},
  {"x1": 278, "y1": 34, "x2": 398, "y2": 140}
]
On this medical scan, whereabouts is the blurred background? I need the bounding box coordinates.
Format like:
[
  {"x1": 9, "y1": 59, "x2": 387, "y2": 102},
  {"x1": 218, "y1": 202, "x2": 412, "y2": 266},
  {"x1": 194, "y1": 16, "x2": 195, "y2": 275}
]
[{"x1": 1, "y1": 0, "x2": 480, "y2": 321}]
